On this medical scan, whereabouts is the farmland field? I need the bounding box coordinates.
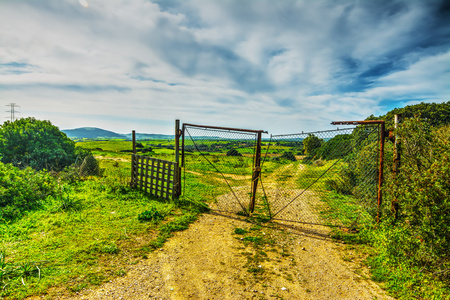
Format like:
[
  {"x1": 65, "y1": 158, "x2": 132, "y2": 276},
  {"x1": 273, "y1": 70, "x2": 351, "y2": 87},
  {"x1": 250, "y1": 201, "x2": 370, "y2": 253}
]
[{"x1": 2, "y1": 125, "x2": 448, "y2": 300}]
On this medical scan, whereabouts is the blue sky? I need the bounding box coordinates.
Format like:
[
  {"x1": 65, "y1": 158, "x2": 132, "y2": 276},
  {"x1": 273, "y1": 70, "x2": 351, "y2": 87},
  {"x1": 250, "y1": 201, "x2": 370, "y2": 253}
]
[{"x1": 0, "y1": 0, "x2": 449, "y2": 134}]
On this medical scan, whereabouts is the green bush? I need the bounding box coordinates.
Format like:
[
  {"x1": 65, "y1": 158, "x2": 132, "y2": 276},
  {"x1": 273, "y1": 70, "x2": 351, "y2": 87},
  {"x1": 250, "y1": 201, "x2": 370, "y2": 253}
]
[
  {"x1": 385, "y1": 119, "x2": 450, "y2": 269},
  {"x1": 302, "y1": 134, "x2": 323, "y2": 157},
  {"x1": 316, "y1": 134, "x2": 352, "y2": 160},
  {"x1": 138, "y1": 207, "x2": 165, "y2": 223},
  {"x1": 0, "y1": 162, "x2": 55, "y2": 221},
  {"x1": 0, "y1": 118, "x2": 86, "y2": 171},
  {"x1": 226, "y1": 149, "x2": 242, "y2": 157},
  {"x1": 280, "y1": 151, "x2": 296, "y2": 162}
]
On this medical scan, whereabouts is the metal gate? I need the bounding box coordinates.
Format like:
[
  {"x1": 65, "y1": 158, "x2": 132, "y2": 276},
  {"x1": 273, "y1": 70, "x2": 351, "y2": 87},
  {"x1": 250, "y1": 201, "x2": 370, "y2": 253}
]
[
  {"x1": 181, "y1": 122, "x2": 381, "y2": 228},
  {"x1": 181, "y1": 123, "x2": 266, "y2": 215},
  {"x1": 260, "y1": 125, "x2": 380, "y2": 227}
]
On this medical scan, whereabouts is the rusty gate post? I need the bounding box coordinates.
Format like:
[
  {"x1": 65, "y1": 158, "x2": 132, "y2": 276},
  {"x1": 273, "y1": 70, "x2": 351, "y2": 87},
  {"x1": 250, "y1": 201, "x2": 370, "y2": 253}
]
[
  {"x1": 250, "y1": 131, "x2": 262, "y2": 213},
  {"x1": 377, "y1": 121, "x2": 385, "y2": 224},
  {"x1": 175, "y1": 119, "x2": 182, "y2": 197}
]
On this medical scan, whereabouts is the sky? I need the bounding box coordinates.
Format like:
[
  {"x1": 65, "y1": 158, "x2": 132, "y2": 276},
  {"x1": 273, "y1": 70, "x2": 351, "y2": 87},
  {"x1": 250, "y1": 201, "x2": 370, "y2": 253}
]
[{"x1": 0, "y1": 0, "x2": 449, "y2": 135}]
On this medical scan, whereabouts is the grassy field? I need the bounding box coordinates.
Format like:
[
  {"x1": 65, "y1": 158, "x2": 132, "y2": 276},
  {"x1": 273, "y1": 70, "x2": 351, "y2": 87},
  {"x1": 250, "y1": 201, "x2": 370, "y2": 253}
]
[
  {"x1": 1, "y1": 138, "x2": 447, "y2": 299},
  {"x1": 0, "y1": 141, "x2": 204, "y2": 299}
]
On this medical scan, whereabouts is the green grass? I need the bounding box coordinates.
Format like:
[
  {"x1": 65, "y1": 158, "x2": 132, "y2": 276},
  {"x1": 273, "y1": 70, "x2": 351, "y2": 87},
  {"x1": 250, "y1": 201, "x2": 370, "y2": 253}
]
[
  {"x1": 4, "y1": 138, "x2": 449, "y2": 299},
  {"x1": 0, "y1": 153, "x2": 202, "y2": 299},
  {"x1": 320, "y1": 192, "x2": 373, "y2": 228},
  {"x1": 323, "y1": 192, "x2": 450, "y2": 300}
]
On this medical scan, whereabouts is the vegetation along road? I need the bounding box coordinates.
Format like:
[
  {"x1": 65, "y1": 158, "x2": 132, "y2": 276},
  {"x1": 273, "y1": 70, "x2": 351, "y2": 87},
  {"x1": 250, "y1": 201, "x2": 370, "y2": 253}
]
[{"x1": 1, "y1": 102, "x2": 449, "y2": 299}]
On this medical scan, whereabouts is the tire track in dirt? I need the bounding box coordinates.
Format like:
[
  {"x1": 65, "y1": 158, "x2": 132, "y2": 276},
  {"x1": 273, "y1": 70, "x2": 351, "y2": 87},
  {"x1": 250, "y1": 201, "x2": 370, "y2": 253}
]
[
  {"x1": 47, "y1": 212, "x2": 395, "y2": 300},
  {"x1": 40, "y1": 160, "x2": 396, "y2": 300}
]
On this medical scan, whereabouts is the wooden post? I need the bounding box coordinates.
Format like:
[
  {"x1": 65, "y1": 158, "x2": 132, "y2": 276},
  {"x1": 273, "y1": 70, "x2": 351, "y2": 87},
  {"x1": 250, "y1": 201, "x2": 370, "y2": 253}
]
[
  {"x1": 131, "y1": 130, "x2": 136, "y2": 187},
  {"x1": 145, "y1": 156, "x2": 149, "y2": 193},
  {"x1": 249, "y1": 131, "x2": 262, "y2": 213},
  {"x1": 132, "y1": 130, "x2": 136, "y2": 154}
]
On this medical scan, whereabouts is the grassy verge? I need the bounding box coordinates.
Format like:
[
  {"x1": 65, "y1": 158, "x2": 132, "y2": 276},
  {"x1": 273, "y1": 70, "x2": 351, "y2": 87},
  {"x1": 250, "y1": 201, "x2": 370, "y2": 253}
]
[
  {"x1": 322, "y1": 193, "x2": 450, "y2": 300},
  {"x1": 0, "y1": 155, "x2": 204, "y2": 299}
]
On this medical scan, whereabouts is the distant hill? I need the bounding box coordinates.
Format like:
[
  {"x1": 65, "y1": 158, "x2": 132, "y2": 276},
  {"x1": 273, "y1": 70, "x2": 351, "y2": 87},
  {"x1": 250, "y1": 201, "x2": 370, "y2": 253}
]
[
  {"x1": 62, "y1": 127, "x2": 126, "y2": 139},
  {"x1": 61, "y1": 127, "x2": 175, "y2": 140}
]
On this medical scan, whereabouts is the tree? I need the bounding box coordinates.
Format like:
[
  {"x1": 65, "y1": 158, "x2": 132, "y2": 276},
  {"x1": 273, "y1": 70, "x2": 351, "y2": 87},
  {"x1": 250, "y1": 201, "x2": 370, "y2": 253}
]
[
  {"x1": 367, "y1": 101, "x2": 450, "y2": 129},
  {"x1": 280, "y1": 151, "x2": 296, "y2": 162},
  {"x1": 316, "y1": 134, "x2": 352, "y2": 160},
  {"x1": 226, "y1": 149, "x2": 242, "y2": 157},
  {"x1": 0, "y1": 118, "x2": 82, "y2": 171},
  {"x1": 302, "y1": 134, "x2": 323, "y2": 157}
]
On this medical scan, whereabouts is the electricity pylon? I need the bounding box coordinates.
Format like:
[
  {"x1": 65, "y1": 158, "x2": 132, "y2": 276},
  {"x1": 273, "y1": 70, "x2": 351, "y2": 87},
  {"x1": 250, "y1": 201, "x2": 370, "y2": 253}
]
[{"x1": 5, "y1": 103, "x2": 20, "y2": 122}]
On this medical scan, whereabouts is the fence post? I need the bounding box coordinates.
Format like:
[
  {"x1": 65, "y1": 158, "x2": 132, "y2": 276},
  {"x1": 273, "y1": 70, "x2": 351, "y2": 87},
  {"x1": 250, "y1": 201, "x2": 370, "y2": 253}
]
[
  {"x1": 392, "y1": 114, "x2": 401, "y2": 220},
  {"x1": 131, "y1": 130, "x2": 136, "y2": 187},
  {"x1": 175, "y1": 119, "x2": 182, "y2": 197},
  {"x1": 377, "y1": 121, "x2": 386, "y2": 223},
  {"x1": 249, "y1": 131, "x2": 262, "y2": 213}
]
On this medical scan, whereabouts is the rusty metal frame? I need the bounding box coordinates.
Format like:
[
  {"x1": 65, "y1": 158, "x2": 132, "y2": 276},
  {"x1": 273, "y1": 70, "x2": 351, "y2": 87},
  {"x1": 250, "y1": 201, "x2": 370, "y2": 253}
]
[
  {"x1": 182, "y1": 123, "x2": 267, "y2": 134},
  {"x1": 331, "y1": 120, "x2": 386, "y2": 223},
  {"x1": 181, "y1": 123, "x2": 267, "y2": 215}
]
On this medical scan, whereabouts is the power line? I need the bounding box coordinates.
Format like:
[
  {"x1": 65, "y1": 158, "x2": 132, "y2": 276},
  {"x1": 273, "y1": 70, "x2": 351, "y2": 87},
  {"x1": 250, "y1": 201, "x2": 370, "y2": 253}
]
[{"x1": 5, "y1": 103, "x2": 20, "y2": 122}]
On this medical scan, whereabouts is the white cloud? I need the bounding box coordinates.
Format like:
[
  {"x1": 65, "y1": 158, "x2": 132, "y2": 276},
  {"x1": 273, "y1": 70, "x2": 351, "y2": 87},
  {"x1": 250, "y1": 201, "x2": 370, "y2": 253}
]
[{"x1": 0, "y1": 0, "x2": 448, "y2": 134}]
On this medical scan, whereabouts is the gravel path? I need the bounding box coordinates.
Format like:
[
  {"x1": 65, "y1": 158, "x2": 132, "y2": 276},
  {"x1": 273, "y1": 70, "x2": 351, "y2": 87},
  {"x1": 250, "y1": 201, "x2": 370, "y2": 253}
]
[{"x1": 47, "y1": 212, "x2": 395, "y2": 300}]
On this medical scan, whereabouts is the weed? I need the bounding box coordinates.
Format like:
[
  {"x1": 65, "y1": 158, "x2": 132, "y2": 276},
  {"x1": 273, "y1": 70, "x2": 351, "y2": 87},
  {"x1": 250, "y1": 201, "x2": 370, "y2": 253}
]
[
  {"x1": 138, "y1": 207, "x2": 165, "y2": 223},
  {"x1": 234, "y1": 228, "x2": 248, "y2": 235}
]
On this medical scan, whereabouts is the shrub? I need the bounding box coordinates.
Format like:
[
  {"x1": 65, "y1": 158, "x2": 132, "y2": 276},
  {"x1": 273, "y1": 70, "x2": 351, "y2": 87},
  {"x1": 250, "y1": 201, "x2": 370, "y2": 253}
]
[
  {"x1": 79, "y1": 155, "x2": 100, "y2": 176},
  {"x1": 226, "y1": 149, "x2": 242, "y2": 157},
  {"x1": 280, "y1": 151, "x2": 296, "y2": 162},
  {"x1": 0, "y1": 162, "x2": 55, "y2": 221},
  {"x1": 385, "y1": 119, "x2": 450, "y2": 268},
  {"x1": 316, "y1": 134, "x2": 352, "y2": 160},
  {"x1": 302, "y1": 134, "x2": 323, "y2": 157},
  {"x1": 0, "y1": 118, "x2": 85, "y2": 171},
  {"x1": 138, "y1": 207, "x2": 165, "y2": 223}
]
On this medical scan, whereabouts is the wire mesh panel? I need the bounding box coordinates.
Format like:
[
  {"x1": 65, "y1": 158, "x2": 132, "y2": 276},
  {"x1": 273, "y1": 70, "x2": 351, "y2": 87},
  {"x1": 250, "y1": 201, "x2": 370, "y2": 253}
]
[
  {"x1": 182, "y1": 124, "x2": 263, "y2": 214},
  {"x1": 260, "y1": 126, "x2": 380, "y2": 227}
]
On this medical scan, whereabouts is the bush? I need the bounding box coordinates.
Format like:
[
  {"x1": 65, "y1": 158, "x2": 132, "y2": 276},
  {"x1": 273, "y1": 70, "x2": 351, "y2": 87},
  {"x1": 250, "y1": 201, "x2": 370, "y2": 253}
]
[
  {"x1": 280, "y1": 152, "x2": 296, "y2": 162},
  {"x1": 226, "y1": 149, "x2": 242, "y2": 157},
  {"x1": 302, "y1": 134, "x2": 323, "y2": 157},
  {"x1": 385, "y1": 119, "x2": 450, "y2": 268},
  {"x1": 79, "y1": 155, "x2": 100, "y2": 176},
  {"x1": 138, "y1": 207, "x2": 165, "y2": 223},
  {"x1": 316, "y1": 134, "x2": 352, "y2": 160},
  {"x1": 0, "y1": 118, "x2": 84, "y2": 171},
  {"x1": 0, "y1": 162, "x2": 55, "y2": 221}
]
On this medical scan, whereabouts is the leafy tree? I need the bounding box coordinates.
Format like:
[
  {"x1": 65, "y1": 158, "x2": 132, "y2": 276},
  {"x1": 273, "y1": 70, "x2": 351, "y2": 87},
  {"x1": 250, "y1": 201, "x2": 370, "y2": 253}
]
[
  {"x1": 280, "y1": 151, "x2": 296, "y2": 162},
  {"x1": 367, "y1": 101, "x2": 450, "y2": 129},
  {"x1": 302, "y1": 134, "x2": 323, "y2": 157},
  {"x1": 226, "y1": 149, "x2": 242, "y2": 157},
  {"x1": 0, "y1": 118, "x2": 83, "y2": 171},
  {"x1": 316, "y1": 134, "x2": 353, "y2": 160}
]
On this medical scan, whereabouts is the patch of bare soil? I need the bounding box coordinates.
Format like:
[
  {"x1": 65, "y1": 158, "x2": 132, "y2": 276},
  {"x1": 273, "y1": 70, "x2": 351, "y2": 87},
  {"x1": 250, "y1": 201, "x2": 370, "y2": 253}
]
[
  {"x1": 42, "y1": 161, "x2": 394, "y2": 300},
  {"x1": 50, "y1": 212, "x2": 394, "y2": 300}
]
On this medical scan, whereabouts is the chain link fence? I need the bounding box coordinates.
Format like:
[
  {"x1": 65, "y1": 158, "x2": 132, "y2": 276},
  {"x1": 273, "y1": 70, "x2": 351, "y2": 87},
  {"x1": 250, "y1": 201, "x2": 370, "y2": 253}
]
[
  {"x1": 182, "y1": 125, "x2": 262, "y2": 214},
  {"x1": 261, "y1": 126, "x2": 380, "y2": 227},
  {"x1": 181, "y1": 122, "x2": 382, "y2": 228}
]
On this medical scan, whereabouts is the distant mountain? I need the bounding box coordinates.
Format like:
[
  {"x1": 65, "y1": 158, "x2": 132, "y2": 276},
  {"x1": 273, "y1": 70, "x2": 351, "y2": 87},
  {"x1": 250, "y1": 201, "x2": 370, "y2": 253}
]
[
  {"x1": 62, "y1": 127, "x2": 175, "y2": 140},
  {"x1": 62, "y1": 127, "x2": 126, "y2": 139}
]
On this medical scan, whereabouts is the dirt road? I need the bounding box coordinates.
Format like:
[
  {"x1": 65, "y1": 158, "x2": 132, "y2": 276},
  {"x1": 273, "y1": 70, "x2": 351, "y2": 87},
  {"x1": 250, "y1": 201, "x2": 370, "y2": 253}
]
[{"x1": 55, "y1": 211, "x2": 394, "y2": 300}]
